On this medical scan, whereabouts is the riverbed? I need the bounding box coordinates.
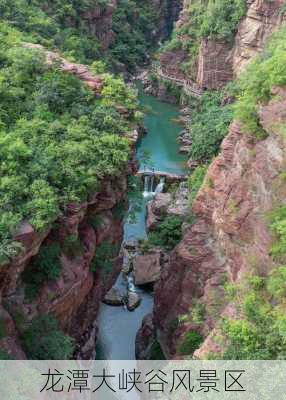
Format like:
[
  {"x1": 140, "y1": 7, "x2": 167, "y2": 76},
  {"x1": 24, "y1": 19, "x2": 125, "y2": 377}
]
[{"x1": 96, "y1": 90, "x2": 187, "y2": 360}]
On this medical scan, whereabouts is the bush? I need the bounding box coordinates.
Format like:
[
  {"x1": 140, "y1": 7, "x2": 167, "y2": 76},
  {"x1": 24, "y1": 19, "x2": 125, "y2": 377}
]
[
  {"x1": 188, "y1": 91, "x2": 233, "y2": 162},
  {"x1": 188, "y1": 165, "x2": 208, "y2": 206},
  {"x1": 0, "y1": 25, "x2": 137, "y2": 256},
  {"x1": 200, "y1": 0, "x2": 246, "y2": 41},
  {"x1": 148, "y1": 216, "x2": 183, "y2": 250},
  {"x1": 0, "y1": 349, "x2": 13, "y2": 360},
  {"x1": 221, "y1": 270, "x2": 286, "y2": 359},
  {"x1": 22, "y1": 314, "x2": 74, "y2": 359},
  {"x1": 269, "y1": 206, "x2": 286, "y2": 261},
  {"x1": 150, "y1": 341, "x2": 166, "y2": 360},
  {"x1": 178, "y1": 330, "x2": 203, "y2": 356},
  {"x1": 234, "y1": 27, "x2": 286, "y2": 136},
  {"x1": 91, "y1": 241, "x2": 119, "y2": 274},
  {"x1": 62, "y1": 235, "x2": 84, "y2": 259},
  {"x1": 23, "y1": 244, "x2": 61, "y2": 300}
]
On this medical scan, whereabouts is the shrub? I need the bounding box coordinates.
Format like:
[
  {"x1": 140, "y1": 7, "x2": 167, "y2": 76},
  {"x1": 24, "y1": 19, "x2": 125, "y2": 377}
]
[
  {"x1": 234, "y1": 26, "x2": 286, "y2": 136},
  {"x1": 267, "y1": 266, "x2": 286, "y2": 300},
  {"x1": 221, "y1": 270, "x2": 286, "y2": 359},
  {"x1": 188, "y1": 91, "x2": 233, "y2": 162},
  {"x1": 150, "y1": 341, "x2": 166, "y2": 360},
  {"x1": 0, "y1": 26, "x2": 137, "y2": 254},
  {"x1": 188, "y1": 165, "x2": 208, "y2": 206},
  {"x1": 148, "y1": 216, "x2": 183, "y2": 250},
  {"x1": 91, "y1": 241, "x2": 119, "y2": 274},
  {"x1": 0, "y1": 349, "x2": 13, "y2": 360},
  {"x1": 23, "y1": 244, "x2": 61, "y2": 300},
  {"x1": 22, "y1": 314, "x2": 74, "y2": 360},
  {"x1": 62, "y1": 235, "x2": 84, "y2": 259},
  {"x1": 269, "y1": 206, "x2": 286, "y2": 261},
  {"x1": 178, "y1": 330, "x2": 203, "y2": 356},
  {"x1": 200, "y1": 0, "x2": 246, "y2": 41}
]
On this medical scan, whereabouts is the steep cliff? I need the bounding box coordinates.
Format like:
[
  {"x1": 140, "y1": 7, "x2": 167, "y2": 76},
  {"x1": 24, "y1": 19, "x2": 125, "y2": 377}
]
[
  {"x1": 138, "y1": 2, "x2": 286, "y2": 360},
  {"x1": 157, "y1": 0, "x2": 286, "y2": 90},
  {"x1": 154, "y1": 102, "x2": 286, "y2": 357},
  {"x1": 0, "y1": 28, "x2": 141, "y2": 359}
]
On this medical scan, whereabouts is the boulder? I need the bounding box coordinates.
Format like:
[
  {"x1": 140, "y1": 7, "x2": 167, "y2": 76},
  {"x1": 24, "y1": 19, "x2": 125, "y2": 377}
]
[
  {"x1": 133, "y1": 250, "x2": 162, "y2": 285},
  {"x1": 127, "y1": 292, "x2": 141, "y2": 311},
  {"x1": 167, "y1": 182, "x2": 189, "y2": 217},
  {"x1": 146, "y1": 193, "x2": 172, "y2": 231},
  {"x1": 103, "y1": 288, "x2": 124, "y2": 306},
  {"x1": 135, "y1": 313, "x2": 156, "y2": 360},
  {"x1": 179, "y1": 145, "x2": 191, "y2": 154}
]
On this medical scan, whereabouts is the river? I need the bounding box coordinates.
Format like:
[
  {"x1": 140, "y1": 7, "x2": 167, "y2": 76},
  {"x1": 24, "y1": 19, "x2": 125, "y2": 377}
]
[{"x1": 96, "y1": 89, "x2": 187, "y2": 360}]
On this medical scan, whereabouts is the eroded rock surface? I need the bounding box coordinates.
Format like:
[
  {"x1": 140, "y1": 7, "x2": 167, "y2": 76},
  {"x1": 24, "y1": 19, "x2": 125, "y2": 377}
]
[
  {"x1": 133, "y1": 250, "x2": 162, "y2": 286},
  {"x1": 152, "y1": 89, "x2": 286, "y2": 358}
]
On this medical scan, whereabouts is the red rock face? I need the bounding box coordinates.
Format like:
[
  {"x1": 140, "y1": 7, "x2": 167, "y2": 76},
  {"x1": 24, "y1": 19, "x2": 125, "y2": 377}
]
[
  {"x1": 153, "y1": 89, "x2": 286, "y2": 358},
  {"x1": 233, "y1": 0, "x2": 286, "y2": 75},
  {"x1": 158, "y1": 0, "x2": 286, "y2": 90},
  {"x1": 196, "y1": 39, "x2": 233, "y2": 89},
  {"x1": 160, "y1": 49, "x2": 189, "y2": 80},
  {"x1": 1, "y1": 174, "x2": 129, "y2": 359},
  {"x1": 82, "y1": 0, "x2": 117, "y2": 50},
  {"x1": 23, "y1": 43, "x2": 104, "y2": 95}
]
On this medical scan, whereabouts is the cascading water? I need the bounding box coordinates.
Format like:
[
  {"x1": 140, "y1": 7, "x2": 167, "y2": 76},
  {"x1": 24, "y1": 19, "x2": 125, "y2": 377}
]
[
  {"x1": 143, "y1": 174, "x2": 156, "y2": 197},
  {"x1": 143, "y1": 175, "x2": 150, "y2": 195},
  {"x1": 155, "y1": 176, "x2": 165, "y2": 194}
]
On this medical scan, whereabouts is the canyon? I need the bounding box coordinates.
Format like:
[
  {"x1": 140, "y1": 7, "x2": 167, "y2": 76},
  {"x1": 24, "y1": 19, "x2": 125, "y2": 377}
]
[{"x1": 0, "y1": 0, "x2": 286, "y2": 361}]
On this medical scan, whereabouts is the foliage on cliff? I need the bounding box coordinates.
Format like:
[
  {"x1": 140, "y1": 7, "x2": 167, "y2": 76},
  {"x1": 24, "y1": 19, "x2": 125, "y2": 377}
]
[
  {"x1": 22, "y1": 314, "x2": 74, "y2": 359},
  {"x1": 162, "y1": 0, "x2": 246, "y2": 61},
  {"x1": 0, "y1": 24, "x2": 139, "y2": 263},
  {"x1": 0, "y1": 0, "x2": 165, "y2": 70},
  {"x1": 109, "y1": 0, "x2": 161, "y2": 70},
  {"x1": 221, "y1": 268, "x2": 286, "y2": 359},
  {"x1": 0, "y1": 0, "x2": 108, "y2": 63},
  {"x1": 234, "y1": 26, "x2": 286, "y2": 136},
  {"x1": 187, "y1": 91, "x2": 233, "y2": 162}
]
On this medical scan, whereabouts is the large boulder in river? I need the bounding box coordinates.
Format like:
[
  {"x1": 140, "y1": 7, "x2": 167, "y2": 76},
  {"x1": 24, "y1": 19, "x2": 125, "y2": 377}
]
[
  {"x1": 103, "y1": 288, "x2": 124, "y2": 306},
  {"x1": 166, "y1": 182, "x2": 189, "y2": 217},
  {"x1": 146, "y1": 193, "x2": 172, "y2": 231},
  {"x1": 133, "y1": 249, "x2": 162, "y2": 285},
  {"x1": 127, "y1": 292, "x2": 141, "y2": 311}
]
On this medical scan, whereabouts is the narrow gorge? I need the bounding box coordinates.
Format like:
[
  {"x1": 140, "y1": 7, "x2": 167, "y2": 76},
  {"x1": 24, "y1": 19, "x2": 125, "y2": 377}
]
[{"x1": 0, "y1": 0, "x2": 285, "y2": 362}]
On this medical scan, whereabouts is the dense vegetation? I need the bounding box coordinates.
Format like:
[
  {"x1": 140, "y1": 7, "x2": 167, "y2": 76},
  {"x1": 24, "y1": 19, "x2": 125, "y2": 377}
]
[
  {"x1": 23, "y1": 244, "x2": 61, "y2": 300},
  {"x1": 234, "y1": 26, "x2": 286, "y2": 137},
  {"x1": 22, "y1": 314, "x2": 74, "y2": 359},
  {"x1": 109, "y1": 0, "x2": 161, "y2": 70},
  {"x1": 0, "y1": 0, "x2": 164, "y2": 71},
  {"x1": 221, "y1": 268, "x2": 286, "y2": 359},
  {"x1": 148, "y1": 215, "x2": 183, "y2": 250},
  {"x1": 0, "y1": 0, "x2": 106, "y2": 63},
  {"x1": 188, "y1": 165, "x2": 208, "y2": 206},
  {"x1": 0, "y1": 24, "x2": 139, "y2": 264},
  {"x1": 187, "y1": 91, "x2": 233, "y2": 162},
  {"x1": 162, "y1": 0, "x2": 246, "y2": 75}
]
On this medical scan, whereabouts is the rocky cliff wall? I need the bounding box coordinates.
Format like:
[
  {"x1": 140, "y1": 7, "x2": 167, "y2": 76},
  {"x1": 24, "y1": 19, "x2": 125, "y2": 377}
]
[
  {"x1": 158, "y1": 0, "x2": 286, "y2": 90},
  {"x1": 0, "y1": 47, "x2": 140, "y2": 359},
  {"x1": 82, "y1": 0, "x2": 118, "y2": 50},
  {"x1": 0, "y1": 164, "x2": 137, "y2": 359},
  {"x1": 151, "y1": 88, "x2": 286, "y2": 358},
  {"x1": 233, "y1": 0, "x2": 286, "y2": 76}
]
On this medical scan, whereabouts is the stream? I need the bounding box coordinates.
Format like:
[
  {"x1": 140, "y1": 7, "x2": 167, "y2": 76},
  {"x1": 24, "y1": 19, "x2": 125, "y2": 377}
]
[{"x1": 96, "y1": 89, "x2": 187, "y2": 360}]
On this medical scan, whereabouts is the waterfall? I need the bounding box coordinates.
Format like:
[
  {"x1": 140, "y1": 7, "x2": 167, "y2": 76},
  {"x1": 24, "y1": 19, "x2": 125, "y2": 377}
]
[
  {"x1": 155, "y1": 176, "x2": 165, "y2": 194},
  {"x1": 143, "y1": 174, "x2": 156, "y2": 197},
  {"x1": 150, "y1": 175, "x2": 154, "y2": 193},
  {"x1": 143, "y1": 175, "x2": 150, "y2": 196}
]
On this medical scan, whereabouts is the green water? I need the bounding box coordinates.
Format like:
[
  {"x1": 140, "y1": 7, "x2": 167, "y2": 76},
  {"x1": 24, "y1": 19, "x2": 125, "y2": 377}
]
[
  {"x1": 137, "y1": 90, "x2": 187, "y2": 175},
  {"x1": 96, "y1": 92, "x2": 187, "y2": 360}
]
